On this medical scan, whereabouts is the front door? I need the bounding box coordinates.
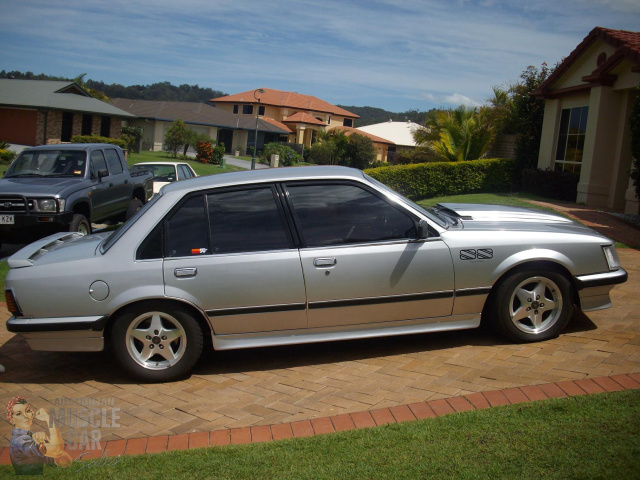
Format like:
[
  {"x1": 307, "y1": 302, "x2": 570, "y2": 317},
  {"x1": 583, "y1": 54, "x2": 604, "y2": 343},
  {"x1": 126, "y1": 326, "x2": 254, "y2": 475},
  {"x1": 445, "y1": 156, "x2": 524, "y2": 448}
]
[{"x1": 284, "y1": 181, "x2": 454, "y2": 329}]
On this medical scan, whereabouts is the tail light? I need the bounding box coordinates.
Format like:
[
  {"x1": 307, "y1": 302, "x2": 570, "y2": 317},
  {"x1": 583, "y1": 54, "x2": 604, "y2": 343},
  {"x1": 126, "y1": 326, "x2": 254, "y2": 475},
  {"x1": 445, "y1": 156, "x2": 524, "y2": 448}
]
[{"x1": 5, "y1": 290, "x2": 23, "y2": 317}]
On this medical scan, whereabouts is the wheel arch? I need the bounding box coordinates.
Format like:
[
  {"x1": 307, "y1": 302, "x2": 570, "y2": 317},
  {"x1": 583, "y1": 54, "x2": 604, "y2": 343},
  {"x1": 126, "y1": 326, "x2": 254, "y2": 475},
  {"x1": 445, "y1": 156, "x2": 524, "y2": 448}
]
[
  {"x1": 103, "y1": 298, "x2": 213, "y2": 345},
  {"x1": 485, "y1": 258, "x2": 581, "y2": 314},
  {"x1": 70, "y1": 199, "x2": 91, "y2": 222}
]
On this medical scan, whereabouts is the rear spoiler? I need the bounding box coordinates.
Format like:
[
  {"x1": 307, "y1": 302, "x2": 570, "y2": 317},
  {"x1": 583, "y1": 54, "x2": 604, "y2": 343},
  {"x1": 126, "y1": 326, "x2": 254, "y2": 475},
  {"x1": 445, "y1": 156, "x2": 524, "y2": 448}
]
[{"x1": 7, "y1": 232, "x2": 84, "y2": 268}]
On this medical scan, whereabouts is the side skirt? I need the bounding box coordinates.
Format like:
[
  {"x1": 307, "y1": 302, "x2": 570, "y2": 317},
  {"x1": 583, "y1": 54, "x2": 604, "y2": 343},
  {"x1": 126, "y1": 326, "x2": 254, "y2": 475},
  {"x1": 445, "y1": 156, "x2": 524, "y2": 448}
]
[{"x1": 212, "y1": 314, "x2": 481, "y2": 351}]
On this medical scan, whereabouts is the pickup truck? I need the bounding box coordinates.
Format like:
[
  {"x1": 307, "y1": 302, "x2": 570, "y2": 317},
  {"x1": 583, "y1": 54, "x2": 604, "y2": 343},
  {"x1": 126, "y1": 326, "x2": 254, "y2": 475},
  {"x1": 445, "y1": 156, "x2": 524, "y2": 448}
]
[{"x1": 0, "y1": 143, "x2": 153, "y2": 250}]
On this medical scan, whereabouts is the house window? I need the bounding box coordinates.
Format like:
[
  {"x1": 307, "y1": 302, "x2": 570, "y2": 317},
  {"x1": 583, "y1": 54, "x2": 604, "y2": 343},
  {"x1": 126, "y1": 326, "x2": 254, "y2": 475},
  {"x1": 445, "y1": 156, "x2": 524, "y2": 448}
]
[
  {"x1": 242, "y1": 105, "x2": 254, "y2": 115},
  {"x1": 81, "y1": 114, "x2": 93, "y2": 135},
  {"x1": 61, "y1": 112, "x2": 73, "y2": 142},
  {"x1": 327, "y1": 116, "x2": 331, "y2": 125},
  {"x1": 258, "y1": 105, "x2": 265, "y2": 116},
  {"x1": 100, "y1": 116, "x2": 111, "y2": 137},
  {"x1": 343, "y1": 119, "x2": 353, "y2": 127},
  {"x1": 555, "y1": 106, "x2": 588, "y2": 174},
  {"x1": 233, "y1": 105, "x2": 239, "y2": 114}
]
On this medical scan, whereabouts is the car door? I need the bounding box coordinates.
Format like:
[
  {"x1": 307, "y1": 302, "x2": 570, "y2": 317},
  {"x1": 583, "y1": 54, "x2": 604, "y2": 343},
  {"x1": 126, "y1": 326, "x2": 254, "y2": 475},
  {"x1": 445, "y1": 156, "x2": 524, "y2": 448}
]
[
  {"x1": 284, "y1": 181, "x2": 454, "y2": 329},
  {"x1": 88, "y1": 149, "x2": 112, "y2": 221},
  {"x1": 104, "y1": 148, "x2": 133, "y2": 212},
  {"x1": 162, "y1": 185, "x2": 307, "y2": 335}
]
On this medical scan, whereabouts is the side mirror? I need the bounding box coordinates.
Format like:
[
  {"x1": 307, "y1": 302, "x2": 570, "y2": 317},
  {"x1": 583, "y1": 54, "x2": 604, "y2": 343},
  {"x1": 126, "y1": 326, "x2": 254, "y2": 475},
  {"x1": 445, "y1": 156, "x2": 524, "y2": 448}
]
[
  {"x1": 98, "y1": 169, "x2": 109, "y2": 180},
  {"x1": 416, "y1": 219, "x2": 430, "y2": 239}
]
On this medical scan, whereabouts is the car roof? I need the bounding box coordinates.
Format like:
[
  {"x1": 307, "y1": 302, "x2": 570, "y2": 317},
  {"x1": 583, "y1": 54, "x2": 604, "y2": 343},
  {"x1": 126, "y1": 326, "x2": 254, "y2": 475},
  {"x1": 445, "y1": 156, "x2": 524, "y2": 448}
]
[
  {"x1": 24, "y1": 143, "x2": 120, "y2": 151},
  {"x1": 162, "y1": 166, "x2": 367, "y2": 194},
  {"x1": 131, "y1": 162, "x2": 188, "y2": 167}
]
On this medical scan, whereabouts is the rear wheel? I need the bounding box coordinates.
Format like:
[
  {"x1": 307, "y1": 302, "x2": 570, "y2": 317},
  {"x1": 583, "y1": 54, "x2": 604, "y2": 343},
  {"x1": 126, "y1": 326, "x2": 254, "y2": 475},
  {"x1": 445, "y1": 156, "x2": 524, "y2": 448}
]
[
  {"x1": 492, "y1": 268, "x2": 573, "y2": 342},
  {"x1": 111, "y1": 303, "x2": 203, "y2": 382},
  {"x1": 69, "y1": 213, "x2": 91, "y2": 235}
]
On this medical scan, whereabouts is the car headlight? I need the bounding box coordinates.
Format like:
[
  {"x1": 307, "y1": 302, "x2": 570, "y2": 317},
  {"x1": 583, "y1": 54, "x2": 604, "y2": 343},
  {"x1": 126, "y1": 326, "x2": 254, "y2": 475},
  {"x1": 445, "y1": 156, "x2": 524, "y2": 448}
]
[
  {"x1": 602, "y1": 245, "x2": 620, "y2": 271},
  {"x1": 35, "y1": 198, "x2": 57, "y2": 213}
]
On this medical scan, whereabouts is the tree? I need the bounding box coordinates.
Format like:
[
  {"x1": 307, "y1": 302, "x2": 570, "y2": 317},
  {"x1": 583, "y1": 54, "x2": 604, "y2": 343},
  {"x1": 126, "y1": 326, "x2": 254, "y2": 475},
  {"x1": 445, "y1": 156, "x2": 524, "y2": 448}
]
[
  {"x1": 510, "y1": 63, "x2": 553, "y2": 170},
  {"x1": 164, "y1": 119, "x2": 190, "y2": 157},
  {"x1": 342, "y1": 133, "x2": 376, "y2": 169},
  {"x1": 73, "y1": 73, "x2": 110, "y2": 102},
  {"x1": 487, "y1": 86, "x2": 515, "y2": 135},
  {"x1": 414, "y1": 106, "x2": 496, "y2": 162}
]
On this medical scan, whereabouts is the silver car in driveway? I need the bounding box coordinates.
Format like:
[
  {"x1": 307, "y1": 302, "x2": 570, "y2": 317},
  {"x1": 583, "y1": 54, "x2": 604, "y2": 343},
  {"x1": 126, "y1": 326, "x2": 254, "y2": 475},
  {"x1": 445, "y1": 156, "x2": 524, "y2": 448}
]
[{"x1": 5, "y1": 167, "x2": 627, "y2": 381}]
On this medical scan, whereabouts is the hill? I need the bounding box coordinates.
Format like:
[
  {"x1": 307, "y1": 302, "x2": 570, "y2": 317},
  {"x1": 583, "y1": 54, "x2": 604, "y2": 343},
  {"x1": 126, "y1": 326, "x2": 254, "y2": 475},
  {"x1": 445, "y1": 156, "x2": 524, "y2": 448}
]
[{"x1": 337, "y1": 105, "x2": 432, "y2": 127}]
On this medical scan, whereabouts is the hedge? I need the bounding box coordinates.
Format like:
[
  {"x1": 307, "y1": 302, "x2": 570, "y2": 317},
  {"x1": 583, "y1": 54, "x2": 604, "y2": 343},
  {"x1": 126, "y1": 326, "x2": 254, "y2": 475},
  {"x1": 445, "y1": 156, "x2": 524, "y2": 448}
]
[
  {"x1": 364, "y1": 158, "x2": 518, "y2": 200},
  {"x1": 71, "y1": 135, "x2": 128, "y2": 149}
]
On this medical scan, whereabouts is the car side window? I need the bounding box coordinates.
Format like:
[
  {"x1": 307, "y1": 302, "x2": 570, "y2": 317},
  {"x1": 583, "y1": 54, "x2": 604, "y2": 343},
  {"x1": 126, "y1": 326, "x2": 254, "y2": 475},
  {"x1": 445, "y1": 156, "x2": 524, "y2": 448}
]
[
  {"x1": 177, "y1": 165, "x2": 186, "y2": 181},
  {"x1": 90, "y1": 150, "x2": 108, "y2": 178},
  {"x1": 207, "y1": 187, "x2": 291, "y2": 254},
  {"x1": 104, "y1": 149, "x2": 124, "y2": 175},
  {"x1": 179, "y1": 165, "x2": 193, "y2": 179},
  {"x1": 165, "y1": 195, "x2": 209, "y2": 257},
  {"x1": 286, "y1": 183, "x2": 417, "y2": 247}
]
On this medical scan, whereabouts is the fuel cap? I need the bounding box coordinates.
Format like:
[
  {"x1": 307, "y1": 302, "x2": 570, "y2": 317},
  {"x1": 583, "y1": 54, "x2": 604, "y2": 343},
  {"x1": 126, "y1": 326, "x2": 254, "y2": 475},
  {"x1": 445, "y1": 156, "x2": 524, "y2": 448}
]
[{"x1": 89, "y1": 281, "x2": 109, "y2": 301}]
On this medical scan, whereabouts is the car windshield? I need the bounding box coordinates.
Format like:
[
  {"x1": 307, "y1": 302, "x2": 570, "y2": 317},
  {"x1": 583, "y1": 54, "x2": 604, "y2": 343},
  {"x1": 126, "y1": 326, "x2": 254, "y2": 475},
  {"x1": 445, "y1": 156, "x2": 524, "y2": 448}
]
[
  {"x1": 5, "y1": 150, "x2": 87, "y2": 177},
  {"x1": 100, "y1": 193, "x2": 162, "y2": 253},
  {"x1": 131, "y1": 164, "x2": 176, "y2": 180},
  {"x1": 364, "y1": 174, "x2": 447, "y2": 227}
]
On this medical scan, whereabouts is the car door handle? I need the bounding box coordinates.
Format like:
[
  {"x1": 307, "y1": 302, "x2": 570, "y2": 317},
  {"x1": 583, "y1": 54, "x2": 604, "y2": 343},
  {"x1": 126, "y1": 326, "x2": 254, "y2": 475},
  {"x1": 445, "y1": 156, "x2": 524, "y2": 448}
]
[
  {"x1": 174, "y1": 267, "x2": 197, "y2": 278},
  {"x1": 313, "y1": 257, "x2": 336, "y2": 267}
]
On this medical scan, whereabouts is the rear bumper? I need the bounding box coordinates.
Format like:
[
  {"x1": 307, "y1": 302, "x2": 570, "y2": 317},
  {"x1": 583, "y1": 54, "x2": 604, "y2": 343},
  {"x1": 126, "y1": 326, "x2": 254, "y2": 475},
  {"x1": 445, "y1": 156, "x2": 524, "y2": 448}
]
[
  {"x1": 6, "y1": 315, "x2": 107, "y2": 352},
  {"x1": 575, "y1": 268, "x2": 628, "y2": 312}
]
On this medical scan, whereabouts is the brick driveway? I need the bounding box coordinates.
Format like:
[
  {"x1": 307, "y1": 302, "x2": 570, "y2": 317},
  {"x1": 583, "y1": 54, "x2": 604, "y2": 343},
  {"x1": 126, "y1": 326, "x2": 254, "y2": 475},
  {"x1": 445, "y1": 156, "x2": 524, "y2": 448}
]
[{"x1": 1, "y1": 249, "x2": 638, "y2": 447}]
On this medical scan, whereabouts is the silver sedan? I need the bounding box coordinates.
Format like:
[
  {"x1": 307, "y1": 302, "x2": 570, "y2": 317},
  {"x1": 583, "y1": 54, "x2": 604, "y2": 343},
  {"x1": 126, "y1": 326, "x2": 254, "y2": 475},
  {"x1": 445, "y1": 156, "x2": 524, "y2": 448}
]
[{"x1": 5, "y1": 166, "x2": 627, "y2": 381}]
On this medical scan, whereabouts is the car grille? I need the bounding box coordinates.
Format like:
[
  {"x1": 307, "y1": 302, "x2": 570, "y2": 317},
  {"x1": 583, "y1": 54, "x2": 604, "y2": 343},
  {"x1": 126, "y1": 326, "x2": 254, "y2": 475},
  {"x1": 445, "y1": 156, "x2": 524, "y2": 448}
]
[{"x1": 0, "y1": 196, "x2": 30, "y2": 213}]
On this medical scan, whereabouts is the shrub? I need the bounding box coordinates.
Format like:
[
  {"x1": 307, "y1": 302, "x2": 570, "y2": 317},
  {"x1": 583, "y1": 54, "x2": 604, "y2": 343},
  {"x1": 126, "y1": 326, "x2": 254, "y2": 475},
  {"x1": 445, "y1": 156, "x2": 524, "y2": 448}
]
[
  {"x1": 71, "y1": 135, "x2": 127, "y2": 149},
  {"x1": 259, "y1": 143, "x2": 301, "y2": 166},
  {"x1": 195, "y1": 141, "x2": 214, "y2": 164},
  {"x1": 0, "y1": 148, "x2": 17, "y2": 164},
  {"x1": 364, "y1": 158, "x2": 518, "y2": 200},
  {"x1": 307, "y1": 141, "x2": 336, "y2": 165},
  {"x1": 521, "y1": 169, "x2": 579, "y2": 201}
]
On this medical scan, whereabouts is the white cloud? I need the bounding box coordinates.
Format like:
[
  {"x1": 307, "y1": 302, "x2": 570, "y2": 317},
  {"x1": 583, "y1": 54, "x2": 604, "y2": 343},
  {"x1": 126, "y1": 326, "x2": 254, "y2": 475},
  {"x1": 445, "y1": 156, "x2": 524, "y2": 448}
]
[{"x1": 443, "y1": 94, "x2": 483, "y2": 107}]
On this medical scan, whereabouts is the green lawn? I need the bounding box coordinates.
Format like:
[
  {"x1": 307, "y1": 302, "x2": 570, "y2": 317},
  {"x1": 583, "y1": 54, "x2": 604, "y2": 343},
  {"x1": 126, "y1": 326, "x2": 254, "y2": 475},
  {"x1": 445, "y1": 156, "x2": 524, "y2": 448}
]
[
  {"x1": 417, "y1": 191, "x2": 559, "y2": 211},
  {"x1": 5, "y1": 390, "x2": 637, "y2": 479},
  {"x1": 127, "y1": 150, "x2": 244, "y2": 176}
]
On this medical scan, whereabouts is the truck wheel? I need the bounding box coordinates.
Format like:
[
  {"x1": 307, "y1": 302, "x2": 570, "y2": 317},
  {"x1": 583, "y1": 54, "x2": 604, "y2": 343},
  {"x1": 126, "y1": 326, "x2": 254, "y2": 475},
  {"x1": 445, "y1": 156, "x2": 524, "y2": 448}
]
[
  {"x1": 126, "y1": 198, "x2": 143, "y2": 220},
  {"x1": 491, "y1": 268, "x2": 573, "y2": 343},
  {"x1": 69, "y1": 214, "x2": 91, "y2": 236},
  {"x1": 111, "y1": 302, "x2": 204, "y2": 382}
]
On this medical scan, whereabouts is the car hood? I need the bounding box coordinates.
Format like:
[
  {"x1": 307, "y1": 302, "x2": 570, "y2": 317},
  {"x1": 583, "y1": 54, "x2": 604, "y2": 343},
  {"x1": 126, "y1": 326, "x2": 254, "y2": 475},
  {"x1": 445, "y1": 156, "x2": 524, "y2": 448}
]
[
  {"x1": 7, "y1": 232, "x2": 110, "y2": 268},
  {"x1": 0, "y1": 176, "x2": 83, "y2": 196},
  {"x1": 435, "y1": 203, "x2": 606, "y2": 236}
]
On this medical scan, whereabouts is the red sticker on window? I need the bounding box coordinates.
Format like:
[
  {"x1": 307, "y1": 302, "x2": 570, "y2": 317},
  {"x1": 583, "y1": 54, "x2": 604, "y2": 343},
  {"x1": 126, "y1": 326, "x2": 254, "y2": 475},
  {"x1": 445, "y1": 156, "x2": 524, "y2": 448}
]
[{"x1": 191, "y1": 248, "x2": 208, "y2": 255}]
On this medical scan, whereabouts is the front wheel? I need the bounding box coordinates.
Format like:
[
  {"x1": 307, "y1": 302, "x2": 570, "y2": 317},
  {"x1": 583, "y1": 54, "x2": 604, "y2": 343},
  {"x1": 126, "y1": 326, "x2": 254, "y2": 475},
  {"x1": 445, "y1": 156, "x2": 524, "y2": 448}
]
[
  {"x1": 111, "y1": 303, "x2": 204, "y2": 382},
  {"x1": 491, "y1": 268, "x2": 573, "y2": 343},
  {"x1": 69, "y1": 213, "x2": 91, "y2": 236}
]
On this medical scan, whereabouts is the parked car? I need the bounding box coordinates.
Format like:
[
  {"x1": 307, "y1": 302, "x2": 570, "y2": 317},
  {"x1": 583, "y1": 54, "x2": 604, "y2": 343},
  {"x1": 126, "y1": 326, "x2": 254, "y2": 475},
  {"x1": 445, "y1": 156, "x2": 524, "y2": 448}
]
[
  {"x1": 0, "y1": 144, "x2": 153, "y2": 251},
  {"x1": 129, "y1": 162, "x2": 197, "y2": 195},
  {"x1": 5, "y1": 166, "x2": 627, "y2": 381}
]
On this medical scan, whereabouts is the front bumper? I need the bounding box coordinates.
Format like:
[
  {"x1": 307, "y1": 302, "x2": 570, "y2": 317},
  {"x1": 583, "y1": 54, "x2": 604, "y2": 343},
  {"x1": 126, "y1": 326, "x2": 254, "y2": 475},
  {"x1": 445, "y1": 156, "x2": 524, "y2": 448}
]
[
  {"x1": 6, "y1": 315, "x2": 107, "y2": 352},
  {"x1": 575, "y1": 268, "x2": 628, "y2": 312},
  {"x1": 0, "y1": 211, "x2": 74, "y2": 244}
]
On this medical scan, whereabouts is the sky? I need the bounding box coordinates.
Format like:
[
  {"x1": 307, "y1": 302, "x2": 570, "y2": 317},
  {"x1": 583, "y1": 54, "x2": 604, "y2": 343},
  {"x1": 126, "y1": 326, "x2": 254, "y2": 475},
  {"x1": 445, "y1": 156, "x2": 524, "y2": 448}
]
[{"x1": 1, "y1": 0, "x2": 639, "y2": 113}]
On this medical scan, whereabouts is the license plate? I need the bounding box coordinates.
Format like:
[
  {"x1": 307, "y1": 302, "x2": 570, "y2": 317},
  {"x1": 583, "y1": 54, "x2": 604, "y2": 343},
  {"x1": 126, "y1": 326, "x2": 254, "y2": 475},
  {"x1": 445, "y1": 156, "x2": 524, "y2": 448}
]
[{"x1": 0, "y1": 215, "x2": 14, "y2": 225}]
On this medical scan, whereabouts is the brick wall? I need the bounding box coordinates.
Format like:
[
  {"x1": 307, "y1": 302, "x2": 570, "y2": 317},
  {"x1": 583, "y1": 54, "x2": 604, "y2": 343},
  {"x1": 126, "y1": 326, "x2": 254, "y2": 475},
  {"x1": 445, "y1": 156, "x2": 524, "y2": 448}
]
[{"x1": 39, "y1": 110, "x2": 123, "y2": 144}]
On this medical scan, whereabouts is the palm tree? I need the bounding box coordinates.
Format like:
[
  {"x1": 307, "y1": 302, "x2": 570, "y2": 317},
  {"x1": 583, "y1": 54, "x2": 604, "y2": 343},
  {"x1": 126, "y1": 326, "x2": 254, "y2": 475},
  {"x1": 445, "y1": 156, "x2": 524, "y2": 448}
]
[
  {"x1": 73, "y1": 73, "x2": 110, "y2": 102},
  {"x1": 414, "y1": 106, "x2": 496, "y2": 162}
]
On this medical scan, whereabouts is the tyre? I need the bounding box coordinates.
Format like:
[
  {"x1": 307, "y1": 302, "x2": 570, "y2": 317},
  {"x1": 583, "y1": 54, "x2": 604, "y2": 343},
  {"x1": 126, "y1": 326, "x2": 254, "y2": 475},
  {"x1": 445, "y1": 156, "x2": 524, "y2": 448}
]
[
  {"x1": 111, "y1": 302, "x2": 204, "y2": 382},
  {"x1": 491, "y1": 268, "x2": 573, "y2": 343},
  {"x1": 126, "y1": 198, "x2": 143, "y2": 220},
  {"x1": 69, "y1": 213, "x2": 91, "y2": 236}
]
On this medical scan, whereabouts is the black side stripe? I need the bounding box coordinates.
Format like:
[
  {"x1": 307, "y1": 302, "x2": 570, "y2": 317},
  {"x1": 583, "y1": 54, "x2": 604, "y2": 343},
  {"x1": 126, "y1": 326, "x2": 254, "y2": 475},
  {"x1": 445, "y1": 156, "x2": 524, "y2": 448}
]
[
  {"x1": 207, "y1": 303, "x2": 306, "y2": 317},
  {"x1": 309, "y1": 291, "x2": 454, "y2": 310},
  {"x1": 455, "y1": 287, "x2": 492, "y2": 297}
]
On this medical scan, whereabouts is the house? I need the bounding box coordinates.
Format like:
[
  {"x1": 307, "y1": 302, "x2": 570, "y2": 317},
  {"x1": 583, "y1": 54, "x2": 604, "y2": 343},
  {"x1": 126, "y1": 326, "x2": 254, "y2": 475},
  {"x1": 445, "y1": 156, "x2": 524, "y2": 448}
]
[
  {"x1": 357, "y1": 120, "x2": 421, "y2": 162},
  {"x1": 533, "y1": 27, "x2": 640, "y2": 214},
  {"x1": 211, "y1": 88, "x2": 359, "y2": 148},
  {"x1": 332, "y1": 126, "x2": 395, "y2": 163},
  {"x1": 111, "y1": 99, "x2": 292, "y2": 154},
  {"x1": 0, "y1": 79, "x2": 133, "y2": 146}
]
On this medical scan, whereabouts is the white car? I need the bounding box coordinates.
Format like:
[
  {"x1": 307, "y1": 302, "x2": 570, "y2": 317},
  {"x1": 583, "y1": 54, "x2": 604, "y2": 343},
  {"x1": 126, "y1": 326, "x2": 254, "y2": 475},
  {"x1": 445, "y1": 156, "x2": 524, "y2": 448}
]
[{"x1": 130, "y1": 162, "x2": 197, "y2": 195}]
